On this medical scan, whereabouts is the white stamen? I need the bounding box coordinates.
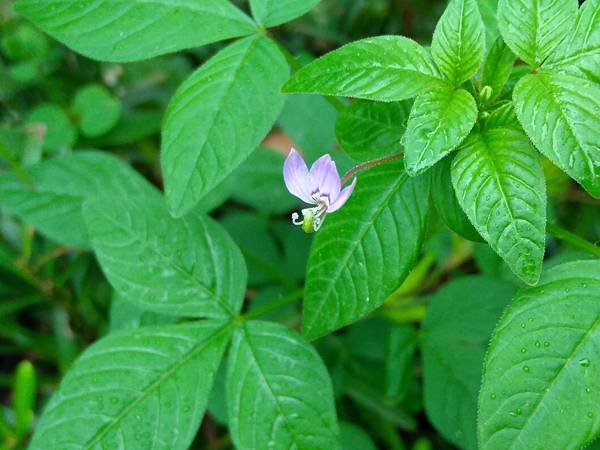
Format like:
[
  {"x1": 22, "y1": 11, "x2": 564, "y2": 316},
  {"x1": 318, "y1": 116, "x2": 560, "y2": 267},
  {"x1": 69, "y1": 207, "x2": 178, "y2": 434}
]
[{"x1": 291, "y1": 212, "x2": 304, "y2": 225}]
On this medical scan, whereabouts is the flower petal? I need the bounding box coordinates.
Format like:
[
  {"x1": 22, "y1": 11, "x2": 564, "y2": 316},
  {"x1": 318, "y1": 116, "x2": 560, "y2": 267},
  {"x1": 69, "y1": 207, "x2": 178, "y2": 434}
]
[
  {"x1": 283, "y1": 148, "x2": 313, "y2": 204},
  {"x1": 309, "y1": 154, "x2": 341, "y2": 200},
  {"x1": 328, "y1": 177, "x2": 357, "y2": 212}
]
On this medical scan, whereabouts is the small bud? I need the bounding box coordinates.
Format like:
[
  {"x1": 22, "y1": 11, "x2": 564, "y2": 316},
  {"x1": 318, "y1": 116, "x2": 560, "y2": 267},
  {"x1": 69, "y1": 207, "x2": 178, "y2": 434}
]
[
  {"x1": 301, "y1": 209, "x2": 316, "y2": 234},
  {"x1": 480, "y1": 85, "x2": 493, "y2": 102}
]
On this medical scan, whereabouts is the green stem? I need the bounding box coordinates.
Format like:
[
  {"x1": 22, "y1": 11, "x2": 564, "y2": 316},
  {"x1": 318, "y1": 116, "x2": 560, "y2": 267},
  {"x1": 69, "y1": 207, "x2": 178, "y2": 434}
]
[
  {"x1": 273, "y1": 39, "x2": 346, "y2": 113},
  {"x1": 547, "y1": 222, "x2": 600, "y2": 258},
  {"x1": 341, "y1": 152, "x2": 404, "y2": 184},
  {"x1": 0, "y1": 142, "x2": 31, "y2": 184},
  {"x1": 244, "y1": 288, "x2": 303, "y2": 321}
]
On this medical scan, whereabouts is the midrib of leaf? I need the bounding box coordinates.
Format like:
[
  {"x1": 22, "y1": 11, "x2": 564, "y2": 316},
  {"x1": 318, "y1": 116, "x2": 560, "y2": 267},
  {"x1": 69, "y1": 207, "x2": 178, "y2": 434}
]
[
  {"x1": 171, "y1": 37, "x2": 259, "y2": 210},
  {"x1": 541, "y1": 76, "x2": 595, "y2": 176},
  {"x1": 456, "y1": 0, "x2": 465, "y2": 80},
  {"x1": 98, "y1": 208, "x2": 234, "y2": 315},
  {"x1": 533, "y1": 0, "x2": 540, "y2": 65},
  {"x1": 77, "y1": 324, "x2": 231, "y2": 449},
  {"x1": 304, "y1": 171, "x2": 410, "y2": 335},
  {"x1": 545, "y1": 45, "x2": 600, "y2": 67},
  {"x1": 240, "y1": 324, "x2": 303, "y2": 445},
  {"x1": 413, "y1": 90, "x2": 461, "y2": 167},
  {"x1": 493, "y1": 315, "x2": 600, "y2": 449},
  {"x1": 34, "y1": 0, "x2": 255, "y2": 25}
]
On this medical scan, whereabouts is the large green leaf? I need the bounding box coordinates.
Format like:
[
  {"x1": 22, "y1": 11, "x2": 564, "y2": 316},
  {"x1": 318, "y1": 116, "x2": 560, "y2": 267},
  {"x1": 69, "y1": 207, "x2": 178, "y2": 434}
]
[
  {"x1": 162, "y1": 36, "x2": 288, "y2": 216},
  {"x1": 544, "y1": 0, "x2": 600, "y2": 80},
  {"x1": 431, "y1": 0, "x2": 486, "y2": 85},
  {"x1": 497, "y1": 0, "x2": 577, "y2": 67},
  {"x1": 83, "y1": 195, "x2": 247, "y2": 318},
  {"x1": 250, "y1": 0, "x2": 321, "y2": 27},
  {"x1": 29, "y1": 321, "x2": 231, "y2": 450},
  {"x1": 283, "y1": 36, "x2": 448, "y2": 101},
  {"x1": 431, "y1": 156, "x2": 482, "y2": 242},
  {"x1": 451, "y1": 127, "x2": 546, "y2": 285},
  {"x1": 302, "y1": 160, "x2": 430, "y2": 340},
  {"x1": 0, "y1": 151, "x2": 157, "y2": 248},
  {"x1": 14, "y1": 0, "x2": 256, "y2": 62},
  {"x1": 479, "y1": 260, "x2": 600, "y2": 450},
  {"x1": 335, "y1": 100, "x2": 410, "y2": 162},
  {"x1": 479, "y1": 37, "x2": 516, "y2": 102},
  {"x1": 513, "y1": 72, "x2": 600, "y2": 198},
  {"x1": 227, "y1": 320, "x2": 340, "y2": 450},
  {"x1": 404, "y1": 87, "x2": 477, "y2": 176},
  {"x1": 421, "y1": 276, "x2": 516, "y2": 450}
]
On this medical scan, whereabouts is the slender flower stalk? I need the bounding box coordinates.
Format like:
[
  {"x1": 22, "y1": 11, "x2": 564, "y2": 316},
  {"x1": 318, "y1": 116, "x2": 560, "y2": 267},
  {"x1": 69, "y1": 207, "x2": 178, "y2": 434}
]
[{"x1": 283, "y1": 148, "x2": 356, "y2": 233}]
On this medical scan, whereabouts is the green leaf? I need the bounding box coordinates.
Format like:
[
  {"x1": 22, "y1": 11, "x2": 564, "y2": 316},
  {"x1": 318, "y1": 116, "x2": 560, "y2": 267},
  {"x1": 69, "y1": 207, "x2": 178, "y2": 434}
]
[
  {"x1": 283, "y1": 36, "x2": 447, "y2": 101},
  {"x1": 451, "y1": 127, "x2": 546, "y2": 285},
  {"x1": 227, "y1": 320, "x2": 340, "y2": 450},
  {"x1": 404, "y1": 87, "x2": 477, "y2": 176},
  {"x1": 335, "y1": 100, "x2": 410, "y2": 162},
  {"x1": 479, "y1": 37, "x2": 516, "y2": 102},
  {"x1": 431, "y1": 0, "x2": 486, "y2": 85},
  {"x1": 479, "y1": 260, "x2": 600, "y2": 450},
  {"x1": 339, "y1": 422, "x2": 377, "y2": 450},
  {"x1": 303, "y1": 160, "x2": 430, "y2": 340},
  {"x1": 26, "y1": 103, "x2": 77, "y2": 153},
  {"x1": 161, "y1": 36, "x2": 288, "y2": 216},
  {"x1": 72, "y1": 85, "x2": 122, "y2": 138},
  {"x1": 250, "y1": 0, "x2": 321, "y2": 27},
  {"x1": 477, "y1": 0, "x2": 501, "y2": 46},
  {"x1": 497, "y1": 0, "x2": 577, "y2": 67},
  {"x1": 544, "y1": 0, "x2": 600, "y2": 80},
  {"x1": 231, "y1": 147, "x2": 297, "y2": 214},
  {"x1": 109, "y1": 292, "x2": 179, "y2": 333},
  {"x1": 28, "y1": 321, "x2": 231, "y2": 450},
  {"x1": 431, "y1": 156, "x2": 482, "y2": 242},
  {"x1": 384, "y1": 325, "x2": 417, "y2": 401},
  {"x1": 513, "y1": 72, "x2": 600, "y2": 198},
  {"x1": 421, "y1": 276, "x2": 516, "y2": 450},
  {"x1": 83, "y1": 195, "x2": 246, "y2": 318},
  {"x1": 0, "y1": 151, "x2": 157, "y2": 248},
  {"x1": 14, "y1": 0, "x2": 256, "y2": 62}
]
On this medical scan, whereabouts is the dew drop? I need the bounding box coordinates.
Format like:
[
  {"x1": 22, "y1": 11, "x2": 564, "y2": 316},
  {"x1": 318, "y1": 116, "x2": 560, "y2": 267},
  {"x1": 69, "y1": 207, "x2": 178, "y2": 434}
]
[
  {"x1": 521, "y1": 347, "x2": 527, "y2": 353},
  {"x1": 490, "y1": 393, "x2": 497, "y2": 400},
  {"x1": 544, "y1": 341, "x2": 550, "y2": 347},
  {"x1": 586, "y1": 388, "x2": 592, "y2": 394},
  {"x1": 580, "y1": 358, "x2": 591, "y2": 367},
  {"x1": 520, "y1": 322, "x2": 526, "y2": 329},
  {"x1": 588, "y1": 412, "x2": 594, "y2": 418},
  {"x1": 523, "y1": 365, "x2": 530, "y2": 373},
  {"x1": 535, "y1": 340, "x2": 541, "y2": 348}
]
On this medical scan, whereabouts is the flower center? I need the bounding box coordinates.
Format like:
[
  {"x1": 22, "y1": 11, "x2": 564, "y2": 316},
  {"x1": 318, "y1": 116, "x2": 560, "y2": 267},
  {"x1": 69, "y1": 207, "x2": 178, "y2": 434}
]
[{"x1": 291, "y1": 195, "x2": 330, "y2": 233}]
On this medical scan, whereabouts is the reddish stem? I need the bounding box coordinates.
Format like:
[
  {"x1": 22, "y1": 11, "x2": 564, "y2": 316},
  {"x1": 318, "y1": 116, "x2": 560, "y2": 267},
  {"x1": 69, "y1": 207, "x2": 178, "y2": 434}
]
[{"x1": 341, "y1": 152, "x2": 404, "y2": 185}]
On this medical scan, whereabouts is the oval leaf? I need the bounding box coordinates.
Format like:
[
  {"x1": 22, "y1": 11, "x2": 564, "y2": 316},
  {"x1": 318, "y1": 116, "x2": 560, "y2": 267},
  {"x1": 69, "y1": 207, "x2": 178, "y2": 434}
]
[
  {"x1": 29, "y1": 321, "x2": 231, "y2": 450},
  {"x1": 497, "y1": 0, "x2": 577, "y2": 66},
  {"x1": 451, "y1": 127, "x2": 546, "y2": 285},
  {"x1": 335, "y1": 100, "x2": 410, "y2": 162},
  {"x1": 14, "y1": 0, "x2": 256, "y2": 62},
  {"x1": 0, "y1": 151, "x2": 157, "y2": 248},
  {"x1": 405, "y1": 87, "x2": 477, "y2": 176},
  {"x1": 227, "y1": 320, "x2": 340, "y2": 450},
  {"x1": 421, "y1": 276, "x2": 516, "y2": 450},
  {"x1": 83, "y1": 195, "x2": 247, "y2": 318},
  {"x1": 479, "y1": 260, "x2": 600, "y2": 450},
  {"x1": 513, "y1": 72, "x2": 600, "y2": 198},
  {"x1": 479, "y1": 37, "x2": 516, "y2": 102},
  {"x1": 162, "y1": 36, "x2": 289, "y2": 216},
  {"x1": 302, "y1": 159, "x2": 430, "y2": 340},
  {"x1": 431, "y1": 0, "x2": 486, "y2": 85},
  {"x1": 283, "y1": 36, "x2": 447, "y2": 101}
]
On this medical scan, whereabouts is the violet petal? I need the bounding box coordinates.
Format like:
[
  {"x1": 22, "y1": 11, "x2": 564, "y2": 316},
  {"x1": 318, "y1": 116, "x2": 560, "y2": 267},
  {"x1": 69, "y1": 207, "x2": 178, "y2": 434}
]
[
  {"x1": 283, "y1": 148, "x2": 313, "y2": 204},
  {"x1": 328, "y1": 177, "x2": 357, "y2": 212},
  {"x1": 309, "y1": 154, "x2": 341, "y2": 199}
]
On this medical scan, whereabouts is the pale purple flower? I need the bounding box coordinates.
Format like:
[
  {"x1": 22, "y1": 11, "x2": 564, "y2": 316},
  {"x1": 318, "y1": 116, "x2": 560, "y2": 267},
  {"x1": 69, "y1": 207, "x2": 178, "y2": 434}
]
[{"x1": 283, "y1": 148, "x2": 356, "y2": 233}]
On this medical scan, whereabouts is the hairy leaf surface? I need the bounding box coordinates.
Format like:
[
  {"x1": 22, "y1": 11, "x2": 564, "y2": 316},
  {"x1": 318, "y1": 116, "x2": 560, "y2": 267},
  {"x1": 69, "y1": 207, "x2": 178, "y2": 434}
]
[
  {"x1": 283, "y1": 36, "x2": 447, "y2": 101},
  {"x1": 303, "y1": 160, "x2": 429, "y2": 339},
  {"x1": 162, "y1": 36, "x2": 288, "y2": 216},
  {"x1": 29, "y1": 322, "x2": 231, "y2": 450},
  {"x1": 479, "y1": 260, "x2": 600, "y2": 450},
  {"x1": 227, "y1": 320, "x2": 340, "y2": 450}
]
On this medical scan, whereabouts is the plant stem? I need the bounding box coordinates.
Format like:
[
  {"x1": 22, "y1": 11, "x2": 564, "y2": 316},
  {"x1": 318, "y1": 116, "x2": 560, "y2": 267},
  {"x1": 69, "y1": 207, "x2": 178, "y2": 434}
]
[
  {"x1": 244, "y1": 288, "x2": 304, "y2": 321},
  {"x1": 273, "y1": 39, "x2": 346, "y2": 113},
  {"x1": 547, "y1": 222, "x2": 600, "y2": 258},
  {"x1": 0, "y1": 141, "x2": 31, "y2": 184},
  {"x1": 341, "y1": 152, "x2": 404, "y2": 184}
]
